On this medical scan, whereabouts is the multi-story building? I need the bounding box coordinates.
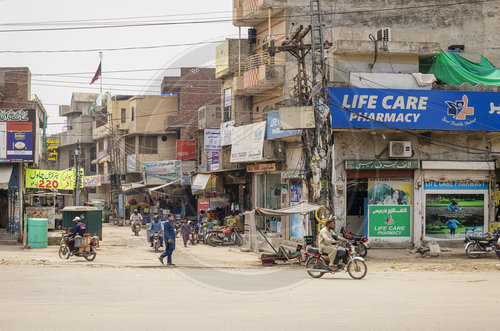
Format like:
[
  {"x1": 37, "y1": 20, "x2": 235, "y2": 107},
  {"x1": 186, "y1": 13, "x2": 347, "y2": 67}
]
[{"x1": 221, "y1": 0, "x2": 500, "y2": 247}]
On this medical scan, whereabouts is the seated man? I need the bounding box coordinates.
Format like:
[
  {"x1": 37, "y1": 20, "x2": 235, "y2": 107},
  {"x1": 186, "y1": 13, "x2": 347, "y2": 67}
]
[
  {"x1": 130, "y1": 209, "x2": 143, "y2": 232},
  {"x1": 149, "y1": 215, "x2": 163, "y2": 247},
  {"x1": 318, "y1": 218, "x2": 346, "y2": 271},
  {"x1": 67, "y1": 217, "x2": 87, "y2": 253}
]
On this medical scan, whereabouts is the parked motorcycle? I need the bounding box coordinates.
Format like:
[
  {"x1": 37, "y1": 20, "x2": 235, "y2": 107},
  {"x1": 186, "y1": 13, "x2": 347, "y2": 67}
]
[
  {"x1": 464, "y1": 231, "x2": 500, "y2": 258},
  {"x1": 495, "y1": 236, "x2": 500, "y2": 259},
  {"x1": 305, "y1": 242, "x2": 367, "y2": 280},
  {"x1": 151, "y1": 232, "x2": 162, "y2": 253},
  {"x1": 58, "y1": 232, "x2": 99, "y2": 261},
  {"x1": 341, "y1": 227, "x2": 369, "y2": 258},
  {"x1": 133, "y1": 222, "x2": 141, "y2": 236},
  {"x1": 207, "y1": 226, "x2": 243, "y2": 247}
]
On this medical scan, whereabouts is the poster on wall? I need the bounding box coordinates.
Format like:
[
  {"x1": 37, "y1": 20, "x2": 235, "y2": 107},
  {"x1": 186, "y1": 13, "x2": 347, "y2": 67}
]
[
  {"x1": 204, "y1": 129, "x2": 221, "y2": 152},
  {"x1": 207, "y1": 151, "x2": 219, "y2": 171},
  {"x1": 367, "y1": 179, "x2": 412, "y2": 238},
  {"x1": 176, "y1": 140, "x2": 196, "y2": 160},
  {"x1": 290, "y1": 214, "x2": 306, "y2": 238},
  {"x1": 425, "y1": 190, "x2": 486, "y2": 240},
  {"x1": 0, "y1": 109, "x2": 36, "y2": 163},
  {"x1": 25, "y1": 207, "x2": 56, "y2": 230},
  {"x1": 230, "y1": 121, "x2": 266, "y2": 163},
  {"x1": 198, "y1": 198, "x2": 210, "y2": 213},
  {"x1": 290, "y1": 181, "x2": 304, "y2": 206},
  {"x1": 144, "y1": 160, "x2": 181, "y2": 185},
  {"x1": 25, "y1": 168, "x2": 84, "y2": 190}
]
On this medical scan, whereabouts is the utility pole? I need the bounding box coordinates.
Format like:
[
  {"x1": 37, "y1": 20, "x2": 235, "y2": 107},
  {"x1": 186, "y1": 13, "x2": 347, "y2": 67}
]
[{"x1": 74, "y1": 141, "x2": 81, "y2": 206}]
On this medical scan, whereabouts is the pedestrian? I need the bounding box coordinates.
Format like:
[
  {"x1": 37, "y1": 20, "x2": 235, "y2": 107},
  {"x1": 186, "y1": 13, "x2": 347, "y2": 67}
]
[
  {"x1": 180, "y1": 218, "x2": 192, "y2": 247},
  {"x1": 159, "y1": 214, "x2": 176, "y2": 266}
]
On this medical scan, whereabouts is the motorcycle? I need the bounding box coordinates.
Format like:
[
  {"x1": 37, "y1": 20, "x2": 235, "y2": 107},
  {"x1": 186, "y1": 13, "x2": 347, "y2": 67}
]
[
  {"x1": 207, "y1": 225, "x2": 243, "y2": 247},
  {"x1": 341, "y1": 227, "x2": 369, "y2": 258},
  {"x1": 133, "y1": 222, "x2": 141, "y2": 236},
  {"x1": 305, "y1": 242, "x2": 367, "y2": 280},
  {"x1": 495, "y1": 236, "x2": 500, "y2": 259},
  {"x1": 151, "y1": 232, "x2": 163, "y2": 253},
  {"x1": 464, "y1": 231, "x2": 500, "y2": 258},
  {"x1": 58, "y1": 232, "x2": 99, "y2": 261}
]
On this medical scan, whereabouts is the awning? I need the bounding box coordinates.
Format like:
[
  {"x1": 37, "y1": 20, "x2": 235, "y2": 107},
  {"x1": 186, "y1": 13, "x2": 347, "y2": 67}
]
[
  {"x1": 148, "y1": 179, "x2": 181, "y2": 193},
  {"x1": 0, "y1": 165, "x2": 13, "y2": 190},
  {"x1": 255, "y1": 202, "x2": 323, "y2": 217},
  {"x1": 121, "y1": 182, "x2": 146, "y2": 192},
  {"x1": 91, "y1": 153, "x2": 111, "y2": 165},
  {"x1": 191, "y1": 174, "x2": 211, "y2": 192}
]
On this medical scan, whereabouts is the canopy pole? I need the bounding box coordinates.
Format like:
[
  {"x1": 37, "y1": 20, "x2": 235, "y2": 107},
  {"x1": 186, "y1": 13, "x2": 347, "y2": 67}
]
[
  {"x1": 257, "y1": 210, "x2": 292, "y2": 264},
  {"x1": 255, "y1": 225, "x2": 278, "y2": 254}
]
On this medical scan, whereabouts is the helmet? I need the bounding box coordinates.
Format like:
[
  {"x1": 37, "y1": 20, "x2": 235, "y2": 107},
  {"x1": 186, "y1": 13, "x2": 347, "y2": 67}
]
[
  {"x1": 133, "y1": 209, "x2": 138, "y2": 213},
  {"x1": 154, "y1": 215, "x2": 159, "y2": 221},
  {"x1": 73, "y1": 216, "x2": 81, "y2": 223}
]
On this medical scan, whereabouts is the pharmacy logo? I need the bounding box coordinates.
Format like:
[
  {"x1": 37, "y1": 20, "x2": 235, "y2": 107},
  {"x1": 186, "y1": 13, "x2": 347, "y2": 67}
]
[
  {"x1": 445, "y1": 95, "x2": 474, "y2": 120},
  {"x1": 385, "y1": 215, "x2": 395, "y2": 225}
]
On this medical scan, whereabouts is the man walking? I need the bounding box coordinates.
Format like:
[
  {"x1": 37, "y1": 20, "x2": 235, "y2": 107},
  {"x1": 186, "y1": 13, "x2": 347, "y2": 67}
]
[{"x1": 159, "y1": 214, "x2": 176, "y2": 266}]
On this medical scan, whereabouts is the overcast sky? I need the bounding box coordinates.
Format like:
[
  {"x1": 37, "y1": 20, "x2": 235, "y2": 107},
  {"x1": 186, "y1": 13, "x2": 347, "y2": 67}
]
[{"x1": 0, "y1": 0, "x2": 240, "y2": 134}]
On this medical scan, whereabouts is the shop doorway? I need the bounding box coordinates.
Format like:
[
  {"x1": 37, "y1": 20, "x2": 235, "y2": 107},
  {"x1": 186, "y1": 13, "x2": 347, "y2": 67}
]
[
  {"x1": 255, "y1": 173, "x2": 282, "y2": 233},
  {"x1": 0, "y1": 190, "x2": 8, "y2": 228},
  {"x1": 345, "y1": 179, "x2": 368, "y2": 236}
]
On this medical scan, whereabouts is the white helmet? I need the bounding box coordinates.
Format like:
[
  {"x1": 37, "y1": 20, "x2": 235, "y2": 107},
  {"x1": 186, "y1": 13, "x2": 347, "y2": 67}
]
[{"x1": 73, "y1": 216, "x2": 81, "y2": 222}]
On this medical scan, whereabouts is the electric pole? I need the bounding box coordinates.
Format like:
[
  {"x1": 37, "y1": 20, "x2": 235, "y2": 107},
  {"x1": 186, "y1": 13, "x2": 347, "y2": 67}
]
[{"x1": 74, "y1": 141, "x2": 81, "y2": 206}]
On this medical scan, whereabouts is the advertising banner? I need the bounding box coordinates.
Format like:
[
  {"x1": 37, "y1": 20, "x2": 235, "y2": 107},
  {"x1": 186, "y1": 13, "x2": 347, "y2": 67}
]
[
  {"x1": 25, "y1": 206, "x2": 56, "y2": 229},
  {"x1": 176, "y1": 140, "x2": 196, "y2": 160},
  {"x1": 204, "y1": 129, "x2": 221, "y2": 152},
  {"x1": 215, "y1": 41, "x2": 229, "y2": 75},
  {"x1": 144, "y1": 160, "x2": 181, "y2": 185},
  {"x1": 266, "y1": 111, "x2": 301, "y2": 140},
  {"x1": 220, "y1": 120, "x2": 235, "y2": 146},
  {"x1": 207, "y1": 151, "x2": 219, "y2": 171},
  {"x1": 0, "y1": 109, "x2": 36, "y2": 163},
  {"x1": 368, "y1": 205, "x2": 411, "y2": 237},
  {"x1": 329, "y1": 87, "x2": 500, "y2": 131},
  {"x1": 424, "y1": 181, "x2": 487, "y2": 239},
  {"x1": 230, "y1": 121, "x2": 266, "y2": 163},
  {"x1": 368, "y1": 180, "x2": 412, "y2": 205},
  {"x1": 25, "y1": 168, "x2": 84, "y2": 190},
  {"x1": 45, "y1": 137, "x2": 60, "y2": 161},
  {"x1": 84, "y1": 175, "x2": 102, "y2": 187},
  {"x1": 197, "y1": 198, "x2": 210, "y2": 213},
  {"x1": 290, "y1": 214, "x2": 306, "y2": 238}
]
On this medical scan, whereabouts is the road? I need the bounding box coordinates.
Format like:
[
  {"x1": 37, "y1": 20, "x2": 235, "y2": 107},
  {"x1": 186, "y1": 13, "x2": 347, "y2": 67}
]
[{"x1": 0, "y1": 225, "x2": 499, "y2": 330}]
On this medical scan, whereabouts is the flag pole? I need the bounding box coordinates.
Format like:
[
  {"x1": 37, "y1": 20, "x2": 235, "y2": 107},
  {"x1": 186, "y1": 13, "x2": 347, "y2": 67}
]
[{"x1": 99, "y1": 51, "x2": 103, "y2": 105}]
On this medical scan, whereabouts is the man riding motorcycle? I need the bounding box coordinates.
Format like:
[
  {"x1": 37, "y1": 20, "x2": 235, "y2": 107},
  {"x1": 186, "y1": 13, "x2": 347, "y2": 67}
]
[
  {"x1": 130, "y1": 209, "x2": 143, "y2": 232},
  {"x1": 319, "y1": 217, "x2": 347, "y2": 271},
  {"x1": 149, "y1": 215, "x2": 163, "y2": 247},
  {"x1": 67, "y1": 217, "x2": 87, "y2": 253}
]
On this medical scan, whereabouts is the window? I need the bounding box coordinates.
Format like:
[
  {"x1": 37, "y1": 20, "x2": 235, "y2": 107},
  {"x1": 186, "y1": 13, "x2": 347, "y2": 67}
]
[
  {"x1": 98, "y1": 163, "x2": 104, "y2": 175},
  {"x1": 125, "y1": 136, "x2": 135, "y2": 156},
  {"x1": 98, "y1": 140, "x2": 104, "y2": 152},
  {"x1": 131, "y1": 107, "x2": 135, "y2": 121},
  {"x1": 224, "y1": 88, "x2": 231, "y2": 122},
  {"x1": 139, "y1": 136, "x2": 157, "y2": 154},
  {"x1": 121, "y1": 108, "x2": 126, "y2": 123},
  {"x1": 68, "y1": 150, "x2": 74, "y2": 168}
]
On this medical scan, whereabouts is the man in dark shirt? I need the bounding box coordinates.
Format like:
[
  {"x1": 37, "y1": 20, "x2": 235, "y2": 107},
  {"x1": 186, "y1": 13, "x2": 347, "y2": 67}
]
[{"x1": 68, "y1": 217, "x2": 86, "y2": 252}]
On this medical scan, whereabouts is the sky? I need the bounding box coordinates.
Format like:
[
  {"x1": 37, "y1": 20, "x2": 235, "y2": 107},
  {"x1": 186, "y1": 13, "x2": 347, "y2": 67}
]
[{"x1": 0, "y1": 0, "x2": 241, "y2": 134}]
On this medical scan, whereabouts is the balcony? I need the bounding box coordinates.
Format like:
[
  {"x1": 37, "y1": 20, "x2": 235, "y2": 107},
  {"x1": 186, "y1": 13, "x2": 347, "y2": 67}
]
[
  {"x1": 239, "y1": 0, "x2": 284, "y2": 25},
  {"x1": 234, "y1": 52, "x2": 285, "y2": 95},
  {"x1": 233, "y1": 0, "x2": 244, "y2": 26}
]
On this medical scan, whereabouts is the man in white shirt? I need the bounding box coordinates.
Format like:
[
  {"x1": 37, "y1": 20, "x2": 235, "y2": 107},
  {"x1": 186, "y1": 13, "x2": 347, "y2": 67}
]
[
  {"x1": 130, "y1": 209, "x2": 143, "y2": 232},
  {"x1": 318, "y1": 217, "x2": 346, "y2": 271}
]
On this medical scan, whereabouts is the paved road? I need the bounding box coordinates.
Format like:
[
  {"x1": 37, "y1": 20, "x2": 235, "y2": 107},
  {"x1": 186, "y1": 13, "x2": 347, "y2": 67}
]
[{"x1": 0, "y1": 225, "x2": 499, "y2": 330}]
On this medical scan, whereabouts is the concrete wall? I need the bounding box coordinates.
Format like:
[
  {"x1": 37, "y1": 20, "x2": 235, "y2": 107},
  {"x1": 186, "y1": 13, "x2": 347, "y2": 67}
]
[{"x1": 128, "y1": 95, "x2": 178, "y2": 133}]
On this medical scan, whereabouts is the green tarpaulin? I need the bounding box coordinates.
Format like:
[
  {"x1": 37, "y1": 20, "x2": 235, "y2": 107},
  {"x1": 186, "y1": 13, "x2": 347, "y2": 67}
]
[{"x1": 427, "y1": 51, "x2": 500, "y2": 86}]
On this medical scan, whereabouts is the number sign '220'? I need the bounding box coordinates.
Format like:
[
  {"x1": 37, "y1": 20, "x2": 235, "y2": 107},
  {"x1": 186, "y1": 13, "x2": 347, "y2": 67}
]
[{"x1": 25, "y1": 168, "x2": 84, "y2": 190}]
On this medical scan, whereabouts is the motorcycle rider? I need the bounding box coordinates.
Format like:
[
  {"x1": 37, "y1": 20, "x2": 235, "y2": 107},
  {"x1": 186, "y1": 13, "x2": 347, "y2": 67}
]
[
  {"x1": 130, "y1": 209, "x2": 143, "y2": 233},
  {"x1": 67, "y1": 216, "x2": 87, "y2": 253},
  {"x1": 149, "y1": 215, "x2": 163, "y2": 247},
  {"x1": 319, "y1": 217, "x2": 346, "y2": 271}
]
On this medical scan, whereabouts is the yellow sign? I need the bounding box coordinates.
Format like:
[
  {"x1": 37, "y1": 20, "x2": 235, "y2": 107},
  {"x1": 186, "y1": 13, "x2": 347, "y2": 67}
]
[
  {"x1": 215, "y1": 41, "x2": 229, "y2": 75},
  {"x1": 46, "y1": 138, "x2": 60, "y2": 161},
  {"x1": 25, "y1": 168, "x2": 84, "y2": 190}
]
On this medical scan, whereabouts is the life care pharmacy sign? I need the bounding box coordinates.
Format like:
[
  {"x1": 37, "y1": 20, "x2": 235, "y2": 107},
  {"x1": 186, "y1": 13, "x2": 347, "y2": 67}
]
[{"x1": 368, "y1": 205, "x2": 411, "y2": 237}]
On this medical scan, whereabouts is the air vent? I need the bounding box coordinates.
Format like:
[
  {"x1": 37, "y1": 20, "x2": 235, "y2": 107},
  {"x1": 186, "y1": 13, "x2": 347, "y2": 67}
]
[
  {"x1": 389, "y1": 141, "x2": 411, "y2": 158},
  {"x1": 376, "y1": 28, "x2": 391, "y2": 42}
]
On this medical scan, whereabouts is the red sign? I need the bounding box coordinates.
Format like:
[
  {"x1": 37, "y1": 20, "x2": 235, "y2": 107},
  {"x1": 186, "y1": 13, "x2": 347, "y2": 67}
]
[
  {"x1": 176, "y1": 140, "x2": 196, "y2": 160},
  {"x1": 198, "y1": 199, "x2": 210, "y2": 213}
]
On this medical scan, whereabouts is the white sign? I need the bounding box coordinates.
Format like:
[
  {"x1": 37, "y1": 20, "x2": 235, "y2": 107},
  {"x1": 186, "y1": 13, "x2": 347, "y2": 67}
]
[
  {"x1": 230, "y1": 121, "x2": 266, "y2": 163},
  {"x1": 204, "y1": 129, "x2": 221, "y2": 152},
  {"x1": 220, "y1": 120, "x2": 235, "y2": 146}
]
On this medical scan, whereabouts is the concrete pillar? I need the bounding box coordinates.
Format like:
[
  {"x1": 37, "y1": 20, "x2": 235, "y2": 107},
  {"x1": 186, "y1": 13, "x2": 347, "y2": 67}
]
[{"x1": 246, "y1": 210, "x2": 258, "y2": 253}]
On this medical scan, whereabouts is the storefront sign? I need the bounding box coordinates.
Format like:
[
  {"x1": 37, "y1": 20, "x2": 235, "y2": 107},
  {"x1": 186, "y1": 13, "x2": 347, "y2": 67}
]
[
  {"x1": 346, "y1": 160, "x2": 420, "y2": 170},
  {"x1": 198, "y1": 198, "x2": 210, "y2": 213},
  {"x1": 368, "y1": 205, "x2": 411, "y2": 237},
  {"x1": 329, "y1": 87, "x2": 500, "y2": 131},
  {"x1": 220, "y1": 120, "x2": 235, "y2": 146},
  {"x1": 45, "y1": 138, "x2": 60, "y2": 161},
  {"x1": 266, "y1": 111, "x2": 301, "y2": 140},
  {"x1": 424, "y1": 181, "x2": 488, "y2": 190},
  {"x1": 281, "y1": 170, "x2": 302, "y2": 179},
  {"x1": 207, "y1": 151, "x2": 219, "y2": 171},
  {"x1": 84, "y1": 175, "x2": 102, "y2": 187},
  {"x1": 247, "y1": 163, "x2": 276, "y2": 172},
  {"x1": 144, "y1": 160, "x2": 181, "y2": 185},
  {"x1": 25, "y1": 168, "x2": 84, "y2": 190},
  {"x1": 204, "y1": 129, "x2": 221, "y2": 152},
  {"x1": 230, "y1": 121, "x2": 266, "y2": 163},
  {"x1": 290, "y1": 181, "x2": 304, "y2": 205},
  {"x1": 0, "y1": 109, "x2": 36, "y2": 163},
  {"x1": 368, "y1": 180, "x2": 412, "y2": 205},
  {"x1": 176, "y1": 140, "x2": 196, "y2": 160}
]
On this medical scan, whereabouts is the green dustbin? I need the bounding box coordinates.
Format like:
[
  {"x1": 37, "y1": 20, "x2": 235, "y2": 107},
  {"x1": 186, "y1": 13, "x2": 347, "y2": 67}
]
[
  {"x1": 62, "y1": 206, "x2": 103, "y2": 239},
  {"x1": 27, "y1": 218, "x2": 48, "y2": 248}
]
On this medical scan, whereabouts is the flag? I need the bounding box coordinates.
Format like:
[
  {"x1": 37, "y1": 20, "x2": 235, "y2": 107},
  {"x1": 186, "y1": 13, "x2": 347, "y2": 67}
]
[{"x1": 90, "y1": 62, "x2": 101, "y2": 85}]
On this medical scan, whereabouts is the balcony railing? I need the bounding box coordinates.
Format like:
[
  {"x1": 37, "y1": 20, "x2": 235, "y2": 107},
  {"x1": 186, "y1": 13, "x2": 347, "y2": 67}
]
[
  {"x1": 233, "y1": 0, "x2": 244, "y2": 26},
  {"x1": 234, "y1": 52, "x2": 284, "y2": 76},
  {"x1": 232, "y1": 52, "x2": 285, "y2": 94}
]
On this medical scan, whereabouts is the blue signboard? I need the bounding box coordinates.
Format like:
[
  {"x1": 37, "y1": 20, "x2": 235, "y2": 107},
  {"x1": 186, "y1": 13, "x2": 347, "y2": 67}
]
[
  {"x1": 424, "y1": 181, "x2": 488, "y2": 190},
  {"x1": 266, "y1": 111, "x2": 301, "y2": 139},
  {"x1": 328, "y1": 87, "x2": 500, "y2": 131}
]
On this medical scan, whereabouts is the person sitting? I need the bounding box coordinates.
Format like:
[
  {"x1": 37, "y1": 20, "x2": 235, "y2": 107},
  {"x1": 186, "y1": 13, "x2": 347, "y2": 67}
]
[
  {"x1": 149, "y1": 215, "x2": 163, "y2": 247},
  {"x1": 318, "y1": 218, "x2": 346, "y2": 271},
  {"x1": 67, "y1": 217, "x2": 87, "y2": 253},
  {"x1": 130, "y1": 209, "x2": 143, "y2": 232}
]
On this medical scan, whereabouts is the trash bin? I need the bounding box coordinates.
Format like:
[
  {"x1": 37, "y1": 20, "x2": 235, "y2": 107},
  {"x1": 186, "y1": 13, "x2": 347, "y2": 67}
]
[
  {"x1": 27, "y1": 218, "x2": 48, "y2": 248},
  {"x1": 62, "y1": 206, "x2": 102, "y2": 239}
]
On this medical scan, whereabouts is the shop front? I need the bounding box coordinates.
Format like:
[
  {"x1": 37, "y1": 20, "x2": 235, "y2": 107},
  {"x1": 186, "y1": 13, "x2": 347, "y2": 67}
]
[{"x1": 250, "y1": 164, "x2": 282, "y2": 234}]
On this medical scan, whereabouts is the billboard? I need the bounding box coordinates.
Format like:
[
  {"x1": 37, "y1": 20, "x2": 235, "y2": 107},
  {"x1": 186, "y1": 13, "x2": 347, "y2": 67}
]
[
  {"x1": 266, "y1": 111, "x2": 301, "y2": 140},
  {"x1": 329, "y1": 87, "x2": 500, "y2": 131},
  {"x1": 144, "y1": 160, "x2": 181, "y2": 185},
  {"x1": 230, "y1": 121, "x2": 266, "y2": 163},
  {"x1": 176, "y1": 140, "x2": 196, "y2": 160},
  {"x1": 0, "y1": 109, "x2": 36, "y2": 163},
  {"x1": 215, "y1": 41, "x2": 229, "y2": 75},
  {"x1": 25, "y1": 168, "x2": 84, "y2": 190}
]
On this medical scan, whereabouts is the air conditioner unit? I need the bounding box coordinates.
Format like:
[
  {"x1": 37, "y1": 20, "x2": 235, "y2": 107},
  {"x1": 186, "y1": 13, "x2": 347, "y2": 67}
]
[
  {"x1": 279, "y1": 106, "x2": 315, "y2": 130},
  {"x1": 376, "y1": 28, "x2": 391, "y2": 42},
  {"x1": 389, "y1": 141, "x2": 412, "y2": 158}
]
